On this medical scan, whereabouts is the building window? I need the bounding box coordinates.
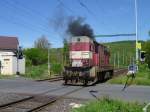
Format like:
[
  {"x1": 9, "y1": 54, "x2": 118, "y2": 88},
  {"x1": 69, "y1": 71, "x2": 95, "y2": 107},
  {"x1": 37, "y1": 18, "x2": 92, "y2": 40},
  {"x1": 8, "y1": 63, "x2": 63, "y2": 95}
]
[{"x1": 4, "y1": 59, "x2": 9, "y2": 61}]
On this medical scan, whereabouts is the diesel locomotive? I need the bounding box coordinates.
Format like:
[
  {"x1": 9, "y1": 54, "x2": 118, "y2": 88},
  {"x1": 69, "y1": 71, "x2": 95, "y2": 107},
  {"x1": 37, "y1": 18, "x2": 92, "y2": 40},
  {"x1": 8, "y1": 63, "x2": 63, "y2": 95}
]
[{"x1": 63, "y1": 36, "x2": 113, "y2": 85}]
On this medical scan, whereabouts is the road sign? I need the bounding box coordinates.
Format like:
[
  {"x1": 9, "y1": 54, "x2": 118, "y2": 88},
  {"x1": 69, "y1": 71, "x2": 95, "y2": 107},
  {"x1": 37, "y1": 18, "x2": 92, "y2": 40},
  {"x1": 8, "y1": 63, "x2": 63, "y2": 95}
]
[{"x1": 136, "y1": 42, "x2": 141, "y2": 50}]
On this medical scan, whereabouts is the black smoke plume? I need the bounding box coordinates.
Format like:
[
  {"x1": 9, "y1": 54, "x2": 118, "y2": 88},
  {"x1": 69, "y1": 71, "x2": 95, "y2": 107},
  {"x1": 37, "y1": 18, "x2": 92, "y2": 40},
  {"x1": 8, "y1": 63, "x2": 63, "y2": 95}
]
[{"x1": 66, "y1": 17, "x2": 94, "y2": 39}]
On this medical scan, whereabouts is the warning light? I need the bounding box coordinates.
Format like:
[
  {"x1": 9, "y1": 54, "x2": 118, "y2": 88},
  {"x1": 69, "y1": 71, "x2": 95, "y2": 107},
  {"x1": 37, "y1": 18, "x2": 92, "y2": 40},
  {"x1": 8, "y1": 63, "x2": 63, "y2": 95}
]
[{"x1": 140, "y1": 51, "x2": 146, "y2": 62}]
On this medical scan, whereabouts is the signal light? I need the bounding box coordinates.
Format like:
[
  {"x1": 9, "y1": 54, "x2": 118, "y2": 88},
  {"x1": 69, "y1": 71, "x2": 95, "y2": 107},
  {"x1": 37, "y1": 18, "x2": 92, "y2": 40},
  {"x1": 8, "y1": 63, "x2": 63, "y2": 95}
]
[{"x1": 140, "y1": 51, "x2": 146, "y2": 62}]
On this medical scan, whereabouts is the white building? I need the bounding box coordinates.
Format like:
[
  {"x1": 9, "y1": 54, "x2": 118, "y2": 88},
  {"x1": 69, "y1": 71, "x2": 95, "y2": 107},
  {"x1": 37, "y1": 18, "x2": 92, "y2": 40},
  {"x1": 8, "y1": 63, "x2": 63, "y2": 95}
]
[{"x1": 0, "y1": 36, "x2": 25, "y2": 75}]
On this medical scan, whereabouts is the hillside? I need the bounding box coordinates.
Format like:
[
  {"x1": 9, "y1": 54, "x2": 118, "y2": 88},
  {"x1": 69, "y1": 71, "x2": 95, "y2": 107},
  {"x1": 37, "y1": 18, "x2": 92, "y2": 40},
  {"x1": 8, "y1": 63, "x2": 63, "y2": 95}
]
[{"x1": 104, "y1": 41, "x2": 136, "y2": 67}]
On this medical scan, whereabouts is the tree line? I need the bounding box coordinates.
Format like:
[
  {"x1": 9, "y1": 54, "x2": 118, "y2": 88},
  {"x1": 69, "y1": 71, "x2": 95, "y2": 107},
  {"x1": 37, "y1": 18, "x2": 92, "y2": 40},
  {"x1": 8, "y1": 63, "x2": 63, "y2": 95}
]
[{"x1": 23, "y1": 35, "x2": 67, "y2": 74}]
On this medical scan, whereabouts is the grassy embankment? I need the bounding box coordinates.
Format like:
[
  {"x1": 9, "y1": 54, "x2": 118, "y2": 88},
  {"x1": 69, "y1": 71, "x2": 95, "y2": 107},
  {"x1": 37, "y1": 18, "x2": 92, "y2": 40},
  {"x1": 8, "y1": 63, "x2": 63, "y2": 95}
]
[
  {"x1": 105, "y1": 40, "x2": 136, "y2": 67},
  {"x1": 72, "y1": 97, "x2": 144, "y2": 112},
  {"x1": 21, "y1": 63, "x2": 63, "y2": 80},
  {"x1": 21, "y1": 48, "x2": 63, "y2": 80},
  {"x1": 0, "y1": 64, "x2": 49, "y2": 80},
  {"x1": 108, "y1": 64, "x2": 150, "y2": 85},
  {"x1": 0, "y1": 75, "x2": 16, "y2": 79},
  {"x1": 21, "y1": 64, "x2": 49, "y2": 79},
  {"x1": 105, "y1": 40, "x2": 150, "y2": 86}
]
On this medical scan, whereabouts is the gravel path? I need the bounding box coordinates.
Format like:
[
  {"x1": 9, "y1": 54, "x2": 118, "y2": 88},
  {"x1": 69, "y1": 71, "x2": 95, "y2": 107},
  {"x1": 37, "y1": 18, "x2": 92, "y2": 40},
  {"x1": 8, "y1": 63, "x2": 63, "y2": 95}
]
[{"x1": 39, "y1": 98, "x2": 87, "y2": 112}]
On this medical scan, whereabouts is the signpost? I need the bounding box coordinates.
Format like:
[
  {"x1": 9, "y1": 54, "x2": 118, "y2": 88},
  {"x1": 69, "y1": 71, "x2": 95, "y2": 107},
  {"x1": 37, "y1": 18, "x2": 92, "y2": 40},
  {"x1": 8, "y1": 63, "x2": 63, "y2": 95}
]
[{"x1": 48, "y1": 43, "x2": 51, "y2": 76}]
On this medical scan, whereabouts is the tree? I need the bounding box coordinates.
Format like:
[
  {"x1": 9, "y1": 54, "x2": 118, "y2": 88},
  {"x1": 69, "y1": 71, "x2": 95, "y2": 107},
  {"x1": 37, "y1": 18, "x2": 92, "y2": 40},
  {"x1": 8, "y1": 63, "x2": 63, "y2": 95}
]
[
  {"x1": 63, "y1": 38, "x2": 69, "y2": 66},
  {"x1": 34, "y1": 35, "x2": 49, "y2": 49},
  {"x1": 143, "y1": 40, "x2": 150, "y2": 68},
  {"x1": 24, "y1": 48, "x2": 48, "y2": 65}
]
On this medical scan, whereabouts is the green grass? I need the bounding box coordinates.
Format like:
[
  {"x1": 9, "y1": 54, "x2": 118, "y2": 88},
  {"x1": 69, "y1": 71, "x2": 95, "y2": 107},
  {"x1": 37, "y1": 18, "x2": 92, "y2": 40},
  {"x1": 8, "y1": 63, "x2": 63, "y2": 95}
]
[
  {"x1": 72, "y1": 97, "x2": 143, "y2": 112},
  {"x1": 22, "y1": 63, "x2": 62, "y2": 80},
  {"x1": 0, "y1": 75, "x2": 16, "y2": 79},
  {"x1": 108, "y1": 64, "x2": 150, "y2": 85},
  {"x1": 105, "y1": 41, "x2": 136, "y2": 67},
  {"x1": 21, "y1": 64, "x2": 50, "y2": 79}
]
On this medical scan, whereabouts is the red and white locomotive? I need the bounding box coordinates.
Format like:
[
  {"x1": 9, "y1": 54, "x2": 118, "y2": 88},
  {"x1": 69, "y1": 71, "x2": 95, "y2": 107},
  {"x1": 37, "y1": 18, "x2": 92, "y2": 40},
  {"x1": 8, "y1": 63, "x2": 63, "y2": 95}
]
[{"x1": 63, "y1": 36, "x2": 113, "y2": 85}]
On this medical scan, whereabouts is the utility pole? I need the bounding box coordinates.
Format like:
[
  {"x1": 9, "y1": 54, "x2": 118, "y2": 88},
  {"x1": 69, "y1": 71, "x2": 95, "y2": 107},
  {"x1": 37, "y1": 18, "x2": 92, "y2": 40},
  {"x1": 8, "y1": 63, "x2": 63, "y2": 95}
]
[
  {"x1": 133, "y1": 57, "x2": 135, "y2": 65},
  {"x1": 114, "y1": 53, "x2": 116, "y2": 67},
  {"x1": 48, "y1": 43, "x2": 50, "y2": 76},
  {"x1": 135, "y1": 0, "x2": 139, "y2": 64},
  {"x1": 16, "y1": 46, "x2": 20, "y2": 75},
  {"x1": 118, "y1": 52, "x2": 119, "y2": 68},
  {"x1": 130, "y1": 55, "x2": 132, "y2": 64},
  {"x1": 123, "y1": 50, "x2": 125, "y2": 66}
]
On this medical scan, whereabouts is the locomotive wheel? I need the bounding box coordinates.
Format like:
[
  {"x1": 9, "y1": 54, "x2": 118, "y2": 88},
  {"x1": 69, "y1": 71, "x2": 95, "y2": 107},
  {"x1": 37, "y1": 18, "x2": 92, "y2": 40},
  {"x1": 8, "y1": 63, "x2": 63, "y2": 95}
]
[
  {"x1": 98, "y1": 72, "x2": 104, "y2": 82},
  {"x1": 64, "y1": 79, "x2": 68, "y2": 85},
  {"x1": 83, "y1": 79, "x2": 88, "y2": 86},
  {"x1": 92, "y1": 75, "x2": 98, "y2": 85},
  {"x1": 110, "y1": 70, "x2": 114, "y2": 78},
  {"x1": 104, "y1": 71, "x2": 111, "y2": 80}
]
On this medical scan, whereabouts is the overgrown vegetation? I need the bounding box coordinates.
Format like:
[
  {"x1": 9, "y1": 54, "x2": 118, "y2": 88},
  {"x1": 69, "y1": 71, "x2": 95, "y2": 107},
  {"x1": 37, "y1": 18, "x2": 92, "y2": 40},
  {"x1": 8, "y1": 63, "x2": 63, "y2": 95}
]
[
  {"x1": 108, "y1": 64, "x2": 150, "y2": 85},
  {"x1": 105, "y1": 41, "x2": 136, "y2": 67},
  {"x1": 107, "y1": 40, "x2": 150, "y2": 85},
  {"x1": 143, "y1": 40, "x2": 150, "y2": 68},
  {"x1": 72, "y1": 97, "x2": 143, "y2": 112},
  {"x1": 0, "y1": 75, "x2": 16, "y2": 79},
  {"x1": 22, "y1": 36, "x2": 64, "y2": 79},
  {"x1": 23, "y1": 48, "x2": 63, "y2": 79},
  {"x1": 24, "y1": 48, "x2": 48, "y2": 66},
  {"x1": 22, "y1": 64, "x2": 48, "y2": 79}
]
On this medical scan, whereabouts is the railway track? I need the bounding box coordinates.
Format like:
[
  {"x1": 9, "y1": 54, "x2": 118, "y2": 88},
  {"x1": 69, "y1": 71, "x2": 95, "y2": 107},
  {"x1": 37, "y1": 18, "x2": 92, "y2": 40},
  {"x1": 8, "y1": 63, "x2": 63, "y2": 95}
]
[
  {"x1": 113, "y1": 68, "x2": 128, "y2": 77},
  {"x1": 0, "y1": 86, "x2": 84, "y2": 112},
  {"x1": 36, "y1": 76, "x2": 63, "y2": 82},
  {"x1": 0, "y1": 95, "x2": 56, "y2": 112},
  {"x1": 34, "y1": 86, "x2": 84, "y2": 112}
]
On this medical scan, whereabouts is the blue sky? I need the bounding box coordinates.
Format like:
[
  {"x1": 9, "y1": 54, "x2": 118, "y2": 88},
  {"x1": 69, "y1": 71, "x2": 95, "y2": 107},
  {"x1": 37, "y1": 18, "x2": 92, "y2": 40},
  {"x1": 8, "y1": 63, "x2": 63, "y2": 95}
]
[{"x1": 0, "y1": 0, "x2": 149, "y2": 48}]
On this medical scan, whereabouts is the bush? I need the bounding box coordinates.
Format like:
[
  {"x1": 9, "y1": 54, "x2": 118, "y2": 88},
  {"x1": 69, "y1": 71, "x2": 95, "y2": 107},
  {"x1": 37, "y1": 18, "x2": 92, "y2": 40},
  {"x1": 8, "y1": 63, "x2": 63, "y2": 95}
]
[
  {"x1": 25, "y1": 64, "x2": 47, "y2": 79},
  {"x1": 25, "y1": 58, "x2": 32, "y2": 66},
  {"x1": 143, "y1": 40, "x2": 150, "y2": 68},
  {"x1": 108, "y1": 64, "x2": 150, "y2": 85},
  {"x1": 24, "y1": 48, "x2": 48, "y2": 65},
  {"x1": 51, "y1": 63, "x2": 62, "y2": 74}
]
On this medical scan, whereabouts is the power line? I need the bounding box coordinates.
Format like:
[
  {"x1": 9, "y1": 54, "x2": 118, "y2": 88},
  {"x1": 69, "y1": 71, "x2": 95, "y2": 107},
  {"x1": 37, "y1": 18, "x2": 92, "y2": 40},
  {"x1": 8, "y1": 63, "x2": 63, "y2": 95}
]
[
  {"x1": 94, "y1": 33, "x2": 136, "y2": 37},
  {"x1": 13, "y1": 0, "x2": 53, "y2": 27},
  {"x1": 1, "y1": 0, "x2": 51, "y2": 33},
  {"x1": 78, "y1": 0, "x2": 96, "y2": 17},
  {"x1": 57, "y1": 0, "x2": 74, "y2": 14},
  {"x1": 77, "y1": 0, "x2": 103, "y2": 27},
  {"x1": 0, "y1": 15, "x2": 45, "y2": 33}
]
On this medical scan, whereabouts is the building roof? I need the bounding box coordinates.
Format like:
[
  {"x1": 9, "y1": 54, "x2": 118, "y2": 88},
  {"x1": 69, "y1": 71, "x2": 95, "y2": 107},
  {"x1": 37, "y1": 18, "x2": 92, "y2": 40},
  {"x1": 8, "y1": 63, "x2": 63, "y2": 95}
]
[{"x1": 0, "y1": 36, "x2": 19, "y2": 50}]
